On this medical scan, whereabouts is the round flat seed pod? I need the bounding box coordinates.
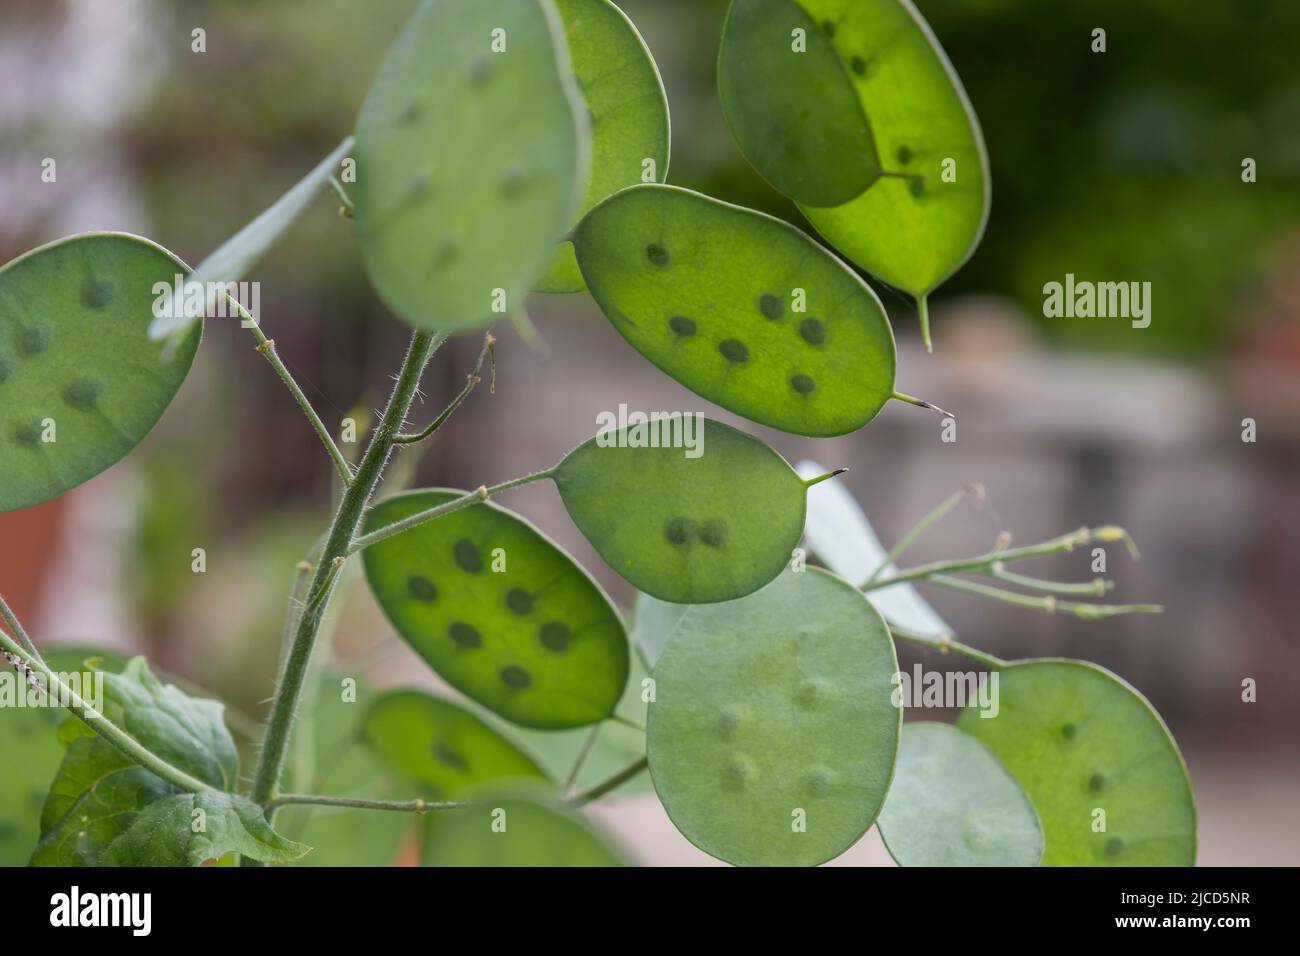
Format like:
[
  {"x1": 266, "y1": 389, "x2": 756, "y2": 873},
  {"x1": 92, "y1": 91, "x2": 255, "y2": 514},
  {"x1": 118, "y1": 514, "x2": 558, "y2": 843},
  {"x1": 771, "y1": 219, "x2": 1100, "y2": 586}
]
[
  {"x1": 719, "y1": 0, "x2": 879, "y2": 207},
  {"x1": 537, "y1": 0, "x2": 670, "y2": 293},
  {"x1": 0, "y1": 233, "x2": 200, "y2": 512},
  {"x1": 957, "y1": 659, "x2": 1197, "y2": 866},
  {"x1": 646, "y1": 568, "x2": 900, "y2": 866},
  {"x1": 877, "y1": 722, "x2": 1043, "y2": 867},
  {"x1": 424, "y1": 789, "x2": 627, "y2": 866},
  {"x1": 574, "y1": 184, "x2": 897, "y2": 437},
  {"x1": 554, "y1": 418, "x2": 808, "y2": 603},
  {"x1": 362, "y1": 490, "x2": 629, "y2": 729},
  {"x1": 354, "y1": 0, "x2": 588, "y2": 333},
  {"x1": 363, "y1": 690, "x2": 550, "y2": 799},
  {"x1": 794, "y1": 0, "x2": 990, "y2": 304}
]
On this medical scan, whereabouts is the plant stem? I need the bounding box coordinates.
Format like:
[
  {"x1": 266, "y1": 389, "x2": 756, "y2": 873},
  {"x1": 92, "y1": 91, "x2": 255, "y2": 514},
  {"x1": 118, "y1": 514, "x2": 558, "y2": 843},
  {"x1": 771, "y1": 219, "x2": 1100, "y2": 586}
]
[
  {"x1": 861, "y1": 525, "x2": 1115, "y2": 592},
  {"x1": 267, "y1": 793, "x2": 465, "y2": 814},
  {"x1": 234, "y1": 298, "x2": 355, "y2": 484},
  {"x1": 0, "y1": 629, "x2": 212, "y2": 793},
  {"x1": 866, "y1": 484, "x2": 980, "y2": 583},
  {"x1": 346, "y1": 468, "x2": 557, "y2": 554},
  {"x1": 886, "y1": 623, "x2": 1006, "y2": 670},
  {"x1": 570, "y1": 756, "x2": 648, "y2": 807},
  {"x1": 916, "y1": 293, "x2": 933, "y2": 353},
  {"x1": 989, "y1": 566, "x2": 1111, "y2": 596},
  {"x1": 327, "y1": 176, "x2": 355, "y2": 216},
  {"x1": 890, "y1": 390, "x2": 951, "y2": 418},
  {"x1": 929, "y1": 574, "x2": 1162, "y2": 619},
  {"x1": 562, "y1": 726, "x2": 602, "y2": 792},
  {"x1": 250, "y1": 330, "x2": 441, "y2": 819},
  {"x1": 395, "y1": 333, "x2": 495, "y2": 444},
  {"x1": 0, "y1": 593, "x2": 43, "y2": 665}
]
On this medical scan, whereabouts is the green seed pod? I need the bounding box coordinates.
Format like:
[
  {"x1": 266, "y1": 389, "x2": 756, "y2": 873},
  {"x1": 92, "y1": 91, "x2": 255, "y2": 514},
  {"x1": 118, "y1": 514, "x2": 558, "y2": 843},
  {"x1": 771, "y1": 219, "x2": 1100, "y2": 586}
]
[
  {"x1": 957, "y1": 660, "x2": 1197, "y2": 866},
  {"x1": 0, "y1": 233, "x2": 200, "y2": 513},
  {"x1": 362, "y1": 490, "x2": 629, "y2": 730},
  {"x1": 424, "y1": 788, "x2": 628, "y2": 866},
  {"x1": 554, "y1": 418, "x2": 810, "y2": 603},
  {"x1": 574, "y1": 184, "x2": 898, "y2": 437},
  {"x1": 718, "y1": 0, "x2": 990, "y2": 350},
  {"x1": 646, "y1": 568, "x2": 900, "y2": 866},
  {"x1": 877, "y1": 722, "x2": 1043, "y2": 867},
  {"x1": 353, "y1": 0, "x2": 589, "y2": 333},
  {"x1": 363, "y1": 690, "x2": 550, "y2": 797},
  {"x1": 536, "y1": 0, "x2": 671, "y2": 293},
  {"x1": 719, "y1": 0, "x2": 879, "y2": 207}
]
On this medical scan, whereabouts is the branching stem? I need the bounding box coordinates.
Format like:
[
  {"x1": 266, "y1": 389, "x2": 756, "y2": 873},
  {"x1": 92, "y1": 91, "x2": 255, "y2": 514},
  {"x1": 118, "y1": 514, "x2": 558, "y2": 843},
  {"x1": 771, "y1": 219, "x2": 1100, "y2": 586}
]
[
  {"x1": 570, "y1": 756, "x2": 648, "y2": 807},
  {"x1": 394, "y1": 334, "x2": 495, "y2": 444}
]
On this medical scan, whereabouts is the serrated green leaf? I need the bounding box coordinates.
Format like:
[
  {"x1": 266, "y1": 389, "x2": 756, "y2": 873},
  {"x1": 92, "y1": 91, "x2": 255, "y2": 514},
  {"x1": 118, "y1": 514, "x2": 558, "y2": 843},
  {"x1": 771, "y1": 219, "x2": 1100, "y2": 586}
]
[
  {"x1": 31, "y1": 657, "x2": 306, "y2": 867},
  {"x1": 554, "y1": 418, "x2": 807, "y2": 603},
  {"x1": 957, "y1": 660, "x2": 1197, "y2": 866},
  {"x1": 423, "y1": 788, "x2": 627, "y2": 866},
  {"x1": 537, "y1": 0, "x2": 670, "y2": 293},
  {"x1": 877, "y1": 722, "x2": 1043, "y2": 867},
  {"x1": 646, "y1": 568, "x2": 899, "y2": 866},
  {"x1": 719, "y1": 0, "x2": 878, "y2": 206},
  {"x1": 362, "y1": 690, "x2": 550, "y2": 797},
  {"x1": 354, "y1": 0, "x2": 588, "y2": 333},
  {"x1": 0, "y1": 233, "x2": 200, "y2": 513},
  {"x1": 573, "y1": 184, "x2": 897, "y2": 437},
  {"x1": 796, "y1": 458, "x2": 953, "y2": 640},
  {"x1": 792, "y1": 0, "x2": 990, "y2": 304},
  {"x1": 95, "y1": 791, "x2": 308, "y2": 867},
  {"x1": 363, "y1": 490, "x2": 629, "y2": 729}
]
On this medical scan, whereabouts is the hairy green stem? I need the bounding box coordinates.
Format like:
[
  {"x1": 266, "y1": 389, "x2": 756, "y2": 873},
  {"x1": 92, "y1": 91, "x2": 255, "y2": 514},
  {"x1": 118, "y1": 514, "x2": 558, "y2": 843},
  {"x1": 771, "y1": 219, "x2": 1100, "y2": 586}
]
[
  {"x1": 395, "y1": 333, "x2": 495, "y2": 444},
  {"x1": 570, "y1": 756, "x2": 648, "y2": 807},
  {"x1": 0, "y1": 628, "x2": 212, "y2": 793},
  {"x1": 0, "y1": 593, "x2": 43, "y2": 665},
  {"x1": 268, "y1": 793, "x2": 465, "y2": 814},
  {"x1": 235, "y1": 298, "x2": 355, "y2": 484},
  {"x1": 347, "y1": 468, "x2": 557, "y2": 554},
  {"x1": 250, "y1": 331, "x2": 441, "y2": 819}
]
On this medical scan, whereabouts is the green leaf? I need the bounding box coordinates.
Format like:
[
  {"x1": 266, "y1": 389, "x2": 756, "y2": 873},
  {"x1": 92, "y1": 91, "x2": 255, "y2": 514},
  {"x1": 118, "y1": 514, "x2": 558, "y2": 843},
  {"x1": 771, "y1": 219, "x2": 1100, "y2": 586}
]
[
  {"x1": 0, "y1": 233, "x2": 201, "y2": 513},
  {"x1": 877, "y1": 722, "x2": 1043, "y2": 867},
  {"x1": 796, "y1": 458, "x2": 953, "y2": 640},
  {"x1": 646, "y1": 568, "x2": 899, "y2": 866},
  {"x1": 31, "y1": 657, "x2": 307, "y2": 866},
  {"x1": 792, "y1": 0, "x2": 990, "y2": 326},
  {"x1": 957, "y1": 660, "x2": 1197, "y2": 866},
  {"x1": 423, "y1": 788, "x2": 627, "y2": 866},
  {"x1": 0, "y1": 650, "x2": 123, "y2": 865},
  {"x1": 719, "y1": 0, "x2": 878, "y2": 207},
  {"x1": 95, "y1": 792, "x2": 308, "y2": 867},
  {"x1": 537, "y1": 0, "x2": 671, "y2": 293},
  {"x1": 362, "y1": 690, "x2": 551, "y2": 797},
  {"x1": 283, "y1": 674, "x2": 411, "y2": 867},
  {"x1": 554, "y1": 418, "x2": 808, "y2": 603},
  {"x1": 362, "y1": 490, "x2": 629, "y2": 729},
  {"x1": 354, "y1": 0, "x2": 589, "y2": 334},
  {"x1": 573, "y1": 184, "x2": 897, "y2": 437}
]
